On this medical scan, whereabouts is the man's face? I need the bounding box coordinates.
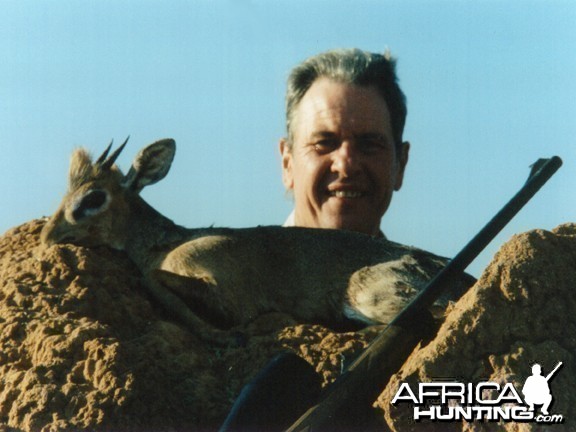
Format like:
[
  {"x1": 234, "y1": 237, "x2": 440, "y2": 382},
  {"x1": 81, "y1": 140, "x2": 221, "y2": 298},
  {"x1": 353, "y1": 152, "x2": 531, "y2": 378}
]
[{"x1": 280, "y1": 78, "x2": 409, "y2": 236}]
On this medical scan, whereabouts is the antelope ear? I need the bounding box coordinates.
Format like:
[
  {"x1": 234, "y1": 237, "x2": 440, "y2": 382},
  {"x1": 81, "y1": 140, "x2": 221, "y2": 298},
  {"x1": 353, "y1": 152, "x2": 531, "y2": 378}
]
[
  {"x1": 68, "y1": 148, "x2": 93, "y2": 190},
  {"x1": 123, "y1": 139, "x2": 176, "y2": 193}
]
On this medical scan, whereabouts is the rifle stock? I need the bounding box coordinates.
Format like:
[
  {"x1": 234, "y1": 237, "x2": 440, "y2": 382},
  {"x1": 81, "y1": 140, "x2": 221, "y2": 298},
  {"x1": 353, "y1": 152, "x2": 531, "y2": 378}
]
[{"x1": 287, "y1": 156, "x2": 562, "y2": 432}]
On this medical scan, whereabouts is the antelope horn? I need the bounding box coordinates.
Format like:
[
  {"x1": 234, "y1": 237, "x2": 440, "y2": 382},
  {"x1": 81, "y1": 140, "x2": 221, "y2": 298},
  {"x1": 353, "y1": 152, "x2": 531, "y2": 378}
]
[
  {"x1": 101, "y1": 136, "x2": 130, "y2": 170},
  {"x1": 96, "y1": 139, "x2": 114, "y2": 165}
]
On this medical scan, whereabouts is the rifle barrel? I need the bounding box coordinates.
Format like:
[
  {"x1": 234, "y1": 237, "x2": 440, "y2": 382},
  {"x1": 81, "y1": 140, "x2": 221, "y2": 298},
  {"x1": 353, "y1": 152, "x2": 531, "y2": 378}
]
[{"x1": 545, "y1": 361, "x2": 563, "y2": 381}]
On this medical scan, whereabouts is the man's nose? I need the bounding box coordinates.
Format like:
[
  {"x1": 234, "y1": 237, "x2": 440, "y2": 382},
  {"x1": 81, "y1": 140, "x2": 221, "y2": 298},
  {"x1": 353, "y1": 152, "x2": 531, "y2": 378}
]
[{"x1": 331, "y1": 141, "x2": 361, "y2": 177}]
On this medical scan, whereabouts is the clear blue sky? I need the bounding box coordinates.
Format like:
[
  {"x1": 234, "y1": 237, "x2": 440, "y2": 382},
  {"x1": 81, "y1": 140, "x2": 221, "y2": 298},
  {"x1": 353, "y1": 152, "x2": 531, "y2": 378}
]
[{"x1": 1, "y1": 1, "x2": 574, "y2": 277}]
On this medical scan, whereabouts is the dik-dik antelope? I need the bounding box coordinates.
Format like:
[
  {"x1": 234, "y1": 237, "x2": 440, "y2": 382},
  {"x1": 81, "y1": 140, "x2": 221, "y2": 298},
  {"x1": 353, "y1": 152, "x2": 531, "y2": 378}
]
[{"x1": 41, "y1": 138, "x2": 473, "y2": 342}]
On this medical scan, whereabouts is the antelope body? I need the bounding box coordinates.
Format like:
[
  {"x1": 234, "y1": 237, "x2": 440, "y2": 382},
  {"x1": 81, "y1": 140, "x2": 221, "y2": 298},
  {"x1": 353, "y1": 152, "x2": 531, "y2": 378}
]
[{"x1": 41, "y1": 138, "x2": 472, "y2": 341}]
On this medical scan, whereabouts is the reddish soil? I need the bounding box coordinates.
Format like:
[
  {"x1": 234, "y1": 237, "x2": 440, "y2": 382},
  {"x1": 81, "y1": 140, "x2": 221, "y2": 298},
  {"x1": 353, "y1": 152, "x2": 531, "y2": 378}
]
[{"x1": 1, "y1": 219, "x2": 574, "y2": 431}]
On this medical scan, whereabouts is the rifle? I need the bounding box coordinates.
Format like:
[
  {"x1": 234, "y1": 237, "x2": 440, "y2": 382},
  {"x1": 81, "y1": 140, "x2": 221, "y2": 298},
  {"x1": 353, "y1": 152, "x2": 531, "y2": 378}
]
[
  {"x1": 545, "y1": 361, "x2": 563, "y2": 382},
  {"x1": 286, "y1": 156, "x2": 563, "y2": 431}
]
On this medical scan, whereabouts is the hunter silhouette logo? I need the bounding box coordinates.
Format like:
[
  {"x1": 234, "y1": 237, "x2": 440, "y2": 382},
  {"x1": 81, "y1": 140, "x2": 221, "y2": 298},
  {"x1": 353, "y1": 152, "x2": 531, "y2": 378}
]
[
  {"x1": 522, "y1": 362, "x2": 562, "y2": 416},
  {"x1": 391, "y1": 361, "x2": 565, "y2": 424}
]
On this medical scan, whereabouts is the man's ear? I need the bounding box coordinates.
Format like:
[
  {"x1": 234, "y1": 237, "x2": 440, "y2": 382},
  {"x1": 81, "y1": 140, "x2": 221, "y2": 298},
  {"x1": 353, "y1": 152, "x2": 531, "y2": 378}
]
[
  {"x1": 394, "y1": 141, "x2": 410, "y2": 191},
  {"x1": 279, "y1": 138, "x2": 294, "y2": 190}
]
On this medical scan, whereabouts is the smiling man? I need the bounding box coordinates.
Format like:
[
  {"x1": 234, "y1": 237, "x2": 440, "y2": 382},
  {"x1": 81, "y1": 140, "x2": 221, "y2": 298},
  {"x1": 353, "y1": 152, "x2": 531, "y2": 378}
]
[{"x1": 280, "y1": 48, "x2": 410, "y2": 237}]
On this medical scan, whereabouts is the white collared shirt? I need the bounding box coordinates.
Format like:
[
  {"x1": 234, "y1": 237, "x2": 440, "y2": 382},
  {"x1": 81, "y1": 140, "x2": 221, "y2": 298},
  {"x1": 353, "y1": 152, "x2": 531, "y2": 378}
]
[{"x1": 283, "y1": 210, "x2": 296, "y2": 227}]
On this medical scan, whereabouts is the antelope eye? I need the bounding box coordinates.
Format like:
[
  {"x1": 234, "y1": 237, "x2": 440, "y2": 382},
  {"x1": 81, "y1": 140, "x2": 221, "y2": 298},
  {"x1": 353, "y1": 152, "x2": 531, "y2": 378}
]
[
  {"x1": 72, "y1": 190, "x2": 108, "y2": 221},
  {"x1": 83, "y1": 190, "x2": 107, "y2": 209}
]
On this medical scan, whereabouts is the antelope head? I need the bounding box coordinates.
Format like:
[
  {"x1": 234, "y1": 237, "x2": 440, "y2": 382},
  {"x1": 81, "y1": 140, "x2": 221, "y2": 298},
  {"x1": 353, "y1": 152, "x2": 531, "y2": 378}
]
[{"x1": 41, "y1": 137, "x2": 176, "y2": 249}]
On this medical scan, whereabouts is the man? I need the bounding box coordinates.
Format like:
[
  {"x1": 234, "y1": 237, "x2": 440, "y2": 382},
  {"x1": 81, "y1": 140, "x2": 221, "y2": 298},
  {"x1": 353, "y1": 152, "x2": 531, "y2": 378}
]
[
  {"x1": 222, "y1": 49, "x2": 472, "y2": 431},
  {"x1": 522, "y1": 364, "x2": 554, "y2": 415},
  {"x1": 280, "y1": 48, "x2": 410, "y2": 237}
]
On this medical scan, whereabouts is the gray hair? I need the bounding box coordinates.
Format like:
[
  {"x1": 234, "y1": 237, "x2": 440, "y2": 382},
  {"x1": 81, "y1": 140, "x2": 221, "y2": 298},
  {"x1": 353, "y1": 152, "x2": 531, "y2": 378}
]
[{"x1": 285, "y1": 48, "x2": 407, "y2": 150}]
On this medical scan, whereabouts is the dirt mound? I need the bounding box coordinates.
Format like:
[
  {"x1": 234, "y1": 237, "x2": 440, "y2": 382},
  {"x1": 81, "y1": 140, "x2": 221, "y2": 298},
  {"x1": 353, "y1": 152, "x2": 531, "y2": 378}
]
[
  {"x1": 378, "y1": 224, "x2": 576, "y2": 431},
  {"x1": 0, "y1": 219, "x2": 378, "y2": 431},
  {"x1": 0, "y1": 219, "x2": 575, "y2": 431}
]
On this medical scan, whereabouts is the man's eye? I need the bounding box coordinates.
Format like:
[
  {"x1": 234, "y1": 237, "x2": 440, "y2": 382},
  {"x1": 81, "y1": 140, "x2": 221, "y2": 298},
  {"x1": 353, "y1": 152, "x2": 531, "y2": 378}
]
[
  {"x1": 359, "y1": 138, "x2": 387, "y2": 154},
  {"x1": 313, "y1": 140, "x2": 338, "y2": 153}
]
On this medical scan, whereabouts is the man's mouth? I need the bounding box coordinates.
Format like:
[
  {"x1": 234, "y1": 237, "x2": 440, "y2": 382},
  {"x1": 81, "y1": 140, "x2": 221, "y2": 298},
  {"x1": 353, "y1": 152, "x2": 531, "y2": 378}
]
[{"x1": 328, "y1": 190, "x2": 365, "y2": 198}]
